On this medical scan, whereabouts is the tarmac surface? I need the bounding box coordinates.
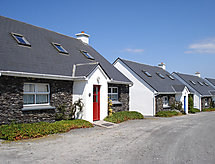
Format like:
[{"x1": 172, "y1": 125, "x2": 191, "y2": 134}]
[{"x1": 1, "y1": 112, "x2": 215, "y2": 164}]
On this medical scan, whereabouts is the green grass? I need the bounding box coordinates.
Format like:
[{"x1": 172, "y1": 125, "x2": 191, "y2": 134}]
[
  {"x1": 0, "y1": 119, "x2": 93, "y2": 141},
  {"x1": 188, "y1": 108, "x2": 200, "y2": 114},
  {"x1": 155, "y1": 111, "x2": 181, "y2": 117},
  {"x1": 202, "y1": 108, "x2": 215, "y2": 112},
  {"x1": 104, "y1": 111, "x2": 144, "y2": 123}
]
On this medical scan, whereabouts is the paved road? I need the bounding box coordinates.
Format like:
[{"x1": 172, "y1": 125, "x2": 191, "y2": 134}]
[{"x1": 1, "y1": 112, "x2": 215, "y2": 164}]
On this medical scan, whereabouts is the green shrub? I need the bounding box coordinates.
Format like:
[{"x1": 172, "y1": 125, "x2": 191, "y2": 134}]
[
  {"x1": 188, "y1": 108, "x2": 200, "y2": 114},
  {"x1": 188, "y1": 95, "x2": 194, "y2": 110},
  {"x1": 202, "y1": 108, "x2": 215, "y2": 112},
  {"x1": 104, "y1": 111, "x2": 144, "y2": 123},
  {"x1": 0, "y1": 119, "x2": 93, "y2": 141},
  {"x1": 155, "y1": 111, "x2": 180, "y2": 117}
]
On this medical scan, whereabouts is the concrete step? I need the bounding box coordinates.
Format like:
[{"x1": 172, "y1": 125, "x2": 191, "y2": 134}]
[{"x1": 93, "y1": 120, "x2": 118, "y2": 128}]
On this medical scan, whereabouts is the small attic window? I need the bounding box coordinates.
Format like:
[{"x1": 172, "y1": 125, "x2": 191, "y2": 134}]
[
  {"x1": 190, "y1": 80, "x2": 196, "y2": 85},
  {"x1": 52, "y1": 43, "x2": 68, "y2": 54},
  {"x1": 204, "y1": 82, "x2": 209, "y2": 86},
  {"x1": 167, "y1": 74, "x2": 175, "y2": 80},
  {"x1": 156, "y1": 72, "x2": 165, "y2": 79},
  {"x1": 80, "y1": 50, "x2": 95, "y2": 60},
  {"x1": 142, "y1": 70, "x2": 152, "y2": 77},
  {"x1": 11, "y1": 32, "x2": 31, "y2": 46},
  {"x1": 198, "y1": 81, "x2": 204, "y2": 86}
]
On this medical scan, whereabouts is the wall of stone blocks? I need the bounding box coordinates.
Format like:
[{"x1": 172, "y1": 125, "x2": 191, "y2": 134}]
[
  {"x1": 0, "y1": 75, "x2": 73, "y2": 124},
  {"x1": 108, "y1": 83, "x2": 129, "y2": 112}
]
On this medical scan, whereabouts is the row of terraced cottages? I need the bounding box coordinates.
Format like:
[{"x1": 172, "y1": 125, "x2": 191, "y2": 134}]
[{"x1": 0, "y1": 16, "x2": 215, "y2": 124}]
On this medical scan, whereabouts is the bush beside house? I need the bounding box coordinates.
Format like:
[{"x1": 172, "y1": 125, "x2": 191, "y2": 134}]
[
  {"x1": 155, "y1": 111, "x2": 181, "y2": 117},
  {"x1": 104, "y1": 111, "x2": 144, "y2": 123}
]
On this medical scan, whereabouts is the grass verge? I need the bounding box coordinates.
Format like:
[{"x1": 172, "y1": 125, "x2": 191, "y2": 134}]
[
  {"x1": 155, "y1": 111, "x2": 181, "y2": 117},
  {"x1": 202, "y1": 108, "x2": 215, "y2": 112},
  {"x1": 0, "y1": 119, "x2": 93, "y2": 141},
  {"x1": 104, "y1": 111, "x2": 144, "y2": 123},
  {"x1": 188, "y1": 108, "x2": 200, "y2": 114}
]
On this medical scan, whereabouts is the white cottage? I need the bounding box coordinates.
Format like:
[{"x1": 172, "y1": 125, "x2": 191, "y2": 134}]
[
  {"x1": 173, "y1": 72, "x2": 215, "y2": 111},
  {"x1": 0, "y1": 16, "x2": 132, "y2": 124},
  {"x1": 114, "y1": 58, "x2": 189, "y2": 116}
]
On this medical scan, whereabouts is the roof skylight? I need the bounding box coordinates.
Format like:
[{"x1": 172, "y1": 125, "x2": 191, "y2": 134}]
[
  {"x1": 190, "y1": 80, "x2": 196, "y2": 85},
  {"x1": 198, "y1": 81, "x2": 204, "y2": 86},
  {"x1": 167, "y1": 74, "x2": 175, "y2": 80},
  {"x1": 204, "y1": 82, "x2": 209, "y2": 86},
  {"x1": 156, "y1": 72, "x2": 165, "y2": 79},
  {"x1": 80, "y1": 50, "x2": 95, "y2": 60},
  {"x1": 52, "y1": 43, "x2": 68, "y2": 54},
  {"x1": 142, "y1": 70, "x2": 152, "y2": 77},
  {"x1": 11, "y1": 32, "x2": 31, "y2": 46}
]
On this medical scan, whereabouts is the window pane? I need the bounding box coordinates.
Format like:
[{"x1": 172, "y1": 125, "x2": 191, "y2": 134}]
[
  {"x1": 24, "y1": 84, "x2": 35, "y2": 92},
  {"x1": 37, "y1": 84, "x2": 48, "y2": 92},
  {"x1": 112, "y1": 88, "x2": 118, "y2": 93},
  {"x1": 111, "y1": 95, "x2": 118, "y2": 101},
  {"x1": 108, "y1": 88, "x2": 111, "y2": 93},
  {"x1": 36, "y1": 95, "x2": 48, "y2": 104},
  {"x1": 23, "y1": 95, "x2": 35, "y2": 104},
  {"x1": 15, "y1": 35, "x2": 26, "y2": 44}
]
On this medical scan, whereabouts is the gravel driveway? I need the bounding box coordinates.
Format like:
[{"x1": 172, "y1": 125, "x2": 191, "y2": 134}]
[{"x1": 1, "y1": 112, "x2": 215, "y2": 164}]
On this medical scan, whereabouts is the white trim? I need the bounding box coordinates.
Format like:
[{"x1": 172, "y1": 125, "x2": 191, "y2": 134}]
[
  {"x1": 23, "y1": 83, "x2": 50, "y2": 106},
  {"x1": 108, "y1": 87, "x2": 118, "y2": 101},
  {"x1": 0, "y1": 70, "x2": 86, "y2": 81}
]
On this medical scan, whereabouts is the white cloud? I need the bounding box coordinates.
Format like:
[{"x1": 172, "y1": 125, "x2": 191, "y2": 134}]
[
  {"x1": 185, "y1": 38, "x2": 215, "y2": 54},
  {"x1": 123, "y1": 48, "x2": 144, "y2": 53}
]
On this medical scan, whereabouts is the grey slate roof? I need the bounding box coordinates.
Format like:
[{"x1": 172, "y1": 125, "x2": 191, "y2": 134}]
[
  {"x1": 174, "y1": 72, "x2": 215, "y2": 96},
  {"x1": 206, "y1": 78, "x2": 215, "y2": 87},
  {"x1": 118, "y1": 58, "x2": 186, "y2": 93},
  {"x1": 0, "y1": 16, "x2": 131, "y2": 83}
]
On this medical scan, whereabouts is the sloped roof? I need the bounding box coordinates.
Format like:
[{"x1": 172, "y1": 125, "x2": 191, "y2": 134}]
[
  {"x1": 174, "y1": 72, "x2": 215, "y2": 96},
  {"x1": 117, "y1": 58, "x2": 186, "y2": 93},
  {"x1": 0, "y1": 16, "x2": 131, "y2": 83},
  {"x1": 206, "y1": 78, "x2": 215, "y2": 87}
]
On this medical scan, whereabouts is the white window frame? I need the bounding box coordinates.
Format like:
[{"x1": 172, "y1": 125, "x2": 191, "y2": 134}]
[
  {"x1": 11, "y1": 32, "x2": 31, "y2": 46},
  {"x1": 162, "y1": 96, "x2": 169, "y2": 107},
  {"x1": 205, "y1": 98, "x2": 209, "y2": 107},
  {"x1": 23, "y1": 83, "x2": 50, "y2": 106},
  {"x1": 108, "y1": 87, "x2": 118, "y2": 101}
]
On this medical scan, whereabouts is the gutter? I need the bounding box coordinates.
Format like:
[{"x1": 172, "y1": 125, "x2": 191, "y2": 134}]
[
  {"x1": 108, "y1": 79, "x2": 133, "y2": 86},
  {"x1": 0, "y1": 71, "x2": 86, "y2": 81}
]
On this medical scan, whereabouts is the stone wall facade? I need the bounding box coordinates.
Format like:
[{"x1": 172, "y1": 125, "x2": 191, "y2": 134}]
[
  {"x1": 108, "y1": 83, "x2": 129, "y2": 112},
  {"x1": 155, "y1": 94, "x2": 175, "y2": 112},
  {"x1": 0, "y1": 75, "x2": 73, "y2": 124},
  {"x1": 201, "y1": 97, "x2": 212, "y2": 109}
]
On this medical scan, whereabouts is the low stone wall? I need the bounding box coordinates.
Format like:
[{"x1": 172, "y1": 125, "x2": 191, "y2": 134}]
[
  {"x1": 155, "y1": 94, "x2": 175, "y2": 112},
  {"x1": 0, "y1": 75, "x2": 73, "y2": 124},
  {"x1": 108, "y1": 83, "x2": 129, "y2": 112}
]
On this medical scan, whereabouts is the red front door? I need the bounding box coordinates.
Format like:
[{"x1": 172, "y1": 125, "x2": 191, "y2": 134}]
[{"x1": 93, "y1": 85, "x2": 100, "y2": 121}]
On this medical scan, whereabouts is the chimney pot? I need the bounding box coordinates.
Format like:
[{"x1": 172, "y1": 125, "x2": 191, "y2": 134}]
[
  {"x1": 75, "y1": 31, "x2": 90, "y2": 44},
  {"x1": 195, "y1": 72, "x2": 201, "y2": 78},
  {"x1": 158, "y1": 62, "x2": 166, "y2": 70}
]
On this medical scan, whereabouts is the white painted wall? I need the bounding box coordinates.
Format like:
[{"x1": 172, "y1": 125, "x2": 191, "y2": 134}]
[
  {"x1": 114, "y1": 60, "x2": 155, "y2": 116},
  {"x1": 175, "y1": 87, "x2": 189, "y2": 114},
  {"x1": 73, "y1": 66, "x2": 108, "y2": 122},
  {"x1": 194, "y1": 94, "x2": 201, "y2": 110}
]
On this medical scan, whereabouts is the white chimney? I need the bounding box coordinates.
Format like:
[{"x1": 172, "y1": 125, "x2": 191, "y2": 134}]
[
  {"x1": 75, "y1": 31, "x2": 90, "y2": 44},
  {"x1": 195, "y1": 72, "x2": 201, "y2": 77},
  {"x1": 158, "y1": 62, "x2": 166, "y2": 70}
]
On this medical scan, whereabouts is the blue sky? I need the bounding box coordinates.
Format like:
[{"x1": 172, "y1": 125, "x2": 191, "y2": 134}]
[{"x1": 1, "y1": 0, "x2": 215, "y2": 78}]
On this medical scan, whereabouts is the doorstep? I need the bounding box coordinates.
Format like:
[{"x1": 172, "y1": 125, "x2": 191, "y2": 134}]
[{"x1": 93, "y1": 120, "x2": 118, "y2": 128}]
